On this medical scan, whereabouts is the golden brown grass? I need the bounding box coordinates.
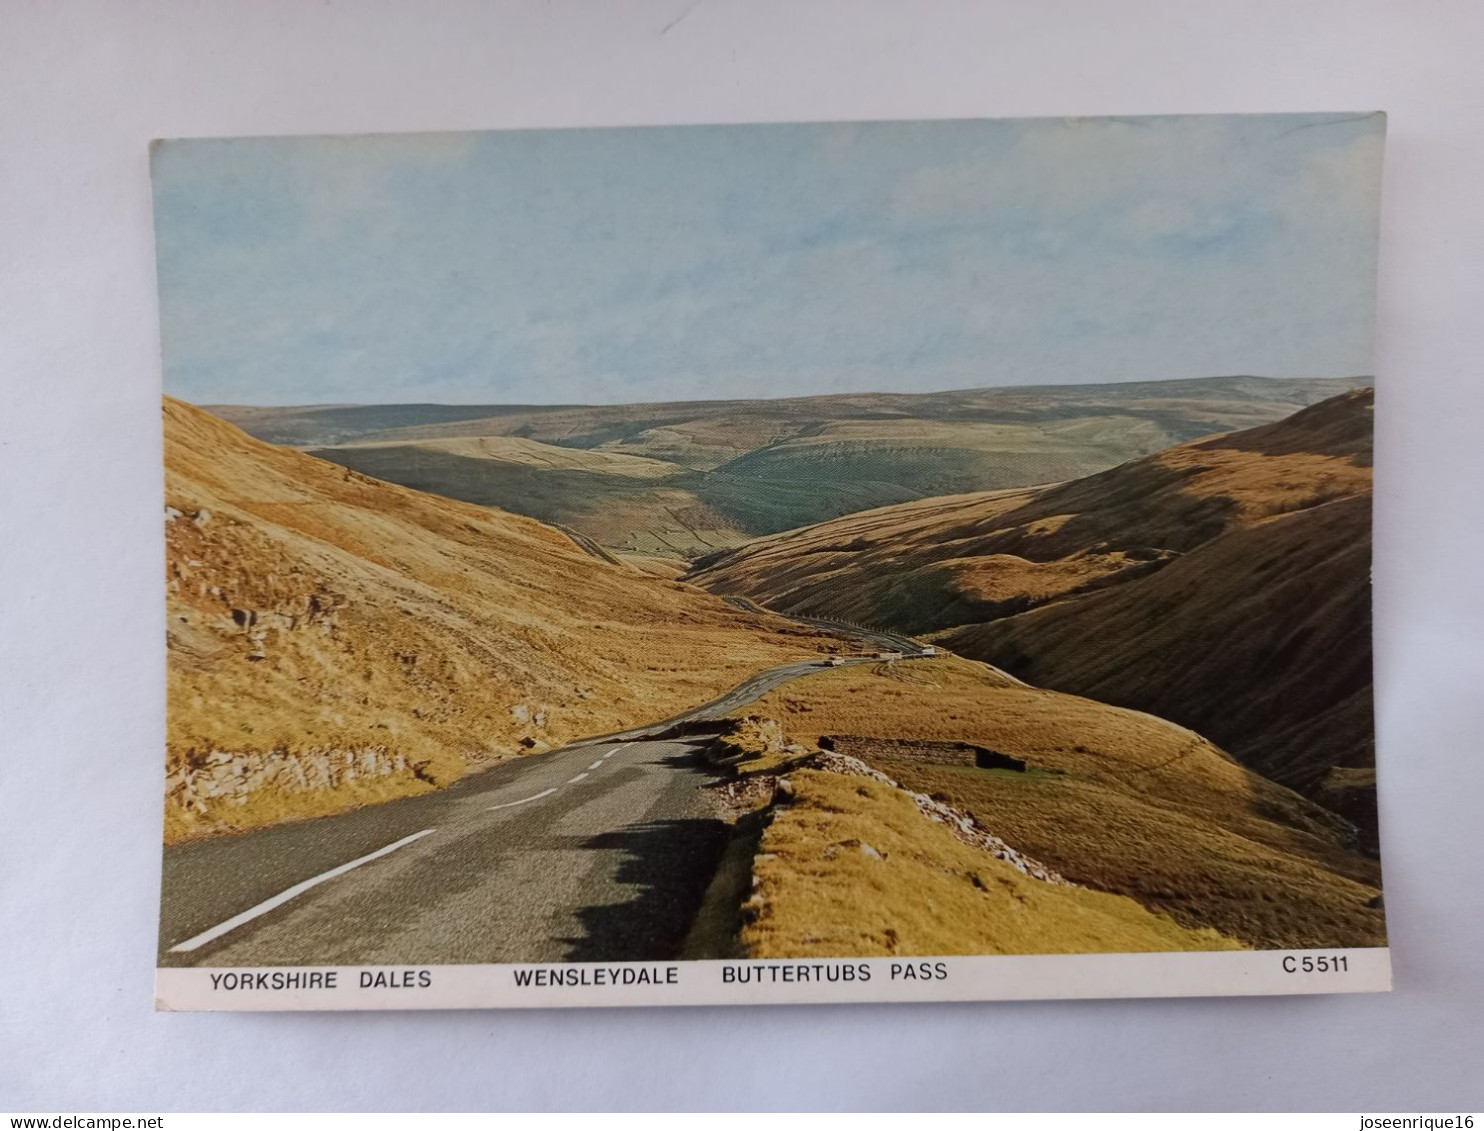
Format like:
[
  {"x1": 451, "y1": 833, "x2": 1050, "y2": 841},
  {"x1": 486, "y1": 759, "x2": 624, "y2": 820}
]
[
  {"x1": 694, "y1": 389, "x2": 1379, "y2": 846},
  {"x1": 707, "y1": 716, "x2": 788, "y2": 766},
  {"x1": 953, "y1": 493, "x2": 1375, "y2": 833},
  {"x1": 690, "y1": 390, "x2": 1373, "y2": 634},
  {"x1": 744, "y1": 766, "x2": 1242, "y2": 957},
  {"x1": 164, "y1": 398, "x2": 841, "y2": 841},
  {"x1": 737, "y1": 659, "x2": 1384, "y2": 950}
]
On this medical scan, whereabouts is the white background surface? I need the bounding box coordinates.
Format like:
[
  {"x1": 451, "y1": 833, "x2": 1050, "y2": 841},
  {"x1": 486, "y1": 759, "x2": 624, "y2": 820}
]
[{"x1": 3, "y1": 0, "x2": 1482, "y2": 1113}]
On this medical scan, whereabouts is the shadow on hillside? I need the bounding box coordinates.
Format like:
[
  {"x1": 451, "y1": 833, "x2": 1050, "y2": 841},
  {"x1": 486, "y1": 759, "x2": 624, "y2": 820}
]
[
  {"x1": 1191, "y1": 387, "x2": 1374, "y2": 464},
  {"x1": 561, "y1": 817, "x2": 732, "y2": 962}
]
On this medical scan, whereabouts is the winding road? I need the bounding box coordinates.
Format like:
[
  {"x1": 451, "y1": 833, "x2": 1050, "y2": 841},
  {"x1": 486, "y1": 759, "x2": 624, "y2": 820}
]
[{"x1": 158, "y1": 654, "x2": 911, "y2": 967}]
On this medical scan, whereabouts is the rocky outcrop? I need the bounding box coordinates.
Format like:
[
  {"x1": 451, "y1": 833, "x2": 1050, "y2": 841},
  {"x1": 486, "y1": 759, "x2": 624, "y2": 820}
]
[
  {"x1": 800, "y1": 750, "x2": 1066, "y2": 884},
  {"x1": 707, "y1": 718, "x2": 1065, "y2": 884},
  {"x1": 165, "y1": 745, "x2": 430, "y2": 819}
]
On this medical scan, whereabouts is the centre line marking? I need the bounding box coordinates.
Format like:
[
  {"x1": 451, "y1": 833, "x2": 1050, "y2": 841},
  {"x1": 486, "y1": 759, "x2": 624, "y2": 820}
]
[
  {"x1": 567, "y1": 772, "x2": 589, "y2": 783},
  {"x1": 603, "y1": 747, "x2": 620, "y2": 759},
  {"x1": 169, "y1": 828, "x2": 437, "y2": 954},
  {"x1": 486, "y1": 788, "x2": 556, "y2": 811},
  {"x1": 587, "y1": 760, "x2": 604, "y2": 770}
]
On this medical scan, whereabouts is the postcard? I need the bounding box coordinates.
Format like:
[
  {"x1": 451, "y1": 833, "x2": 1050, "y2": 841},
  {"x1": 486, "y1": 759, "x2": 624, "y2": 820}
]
[{"x1": 151, "y1": 112, "x2": 1388, "y2": 1009}]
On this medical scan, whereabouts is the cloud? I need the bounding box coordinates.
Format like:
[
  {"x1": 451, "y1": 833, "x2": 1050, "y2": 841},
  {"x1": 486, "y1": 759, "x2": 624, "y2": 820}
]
[{"x1": 152, "y1": 113, "x2": 1385, "y2": 405}]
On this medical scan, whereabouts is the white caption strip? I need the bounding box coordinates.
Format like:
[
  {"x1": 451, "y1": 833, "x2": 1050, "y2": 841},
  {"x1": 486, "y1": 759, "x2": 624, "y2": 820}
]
[{"x1": 169, "y1": 828, "x2": 437, "y2": 953}]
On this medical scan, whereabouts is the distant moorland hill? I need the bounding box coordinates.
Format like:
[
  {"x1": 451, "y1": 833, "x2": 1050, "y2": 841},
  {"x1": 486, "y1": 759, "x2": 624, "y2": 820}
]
[
  {"x1": 210, "y1": 375, "x2": 1368, "y2": 565},
  {"x1": 690, "y1": 388, "x2": 1377, "y2": 842}
]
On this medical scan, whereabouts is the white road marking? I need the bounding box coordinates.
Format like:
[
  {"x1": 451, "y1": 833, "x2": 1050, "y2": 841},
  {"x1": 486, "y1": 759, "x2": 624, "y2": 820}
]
[
  {"x1": 603, "y1": 747, "x2": 620, "y2": 759},
  {"x1": 567, "y1": 772, "x2": 589, "y2": 783},
  {"x1": 486, "y1": 788, "x2": 557, "y2": 811},
  {"x1": 588, "y1": 760, "x2": 604, "y2": 770},
  {"x1": 169, "y1": 828, "x2": 437, "y2": 953}
]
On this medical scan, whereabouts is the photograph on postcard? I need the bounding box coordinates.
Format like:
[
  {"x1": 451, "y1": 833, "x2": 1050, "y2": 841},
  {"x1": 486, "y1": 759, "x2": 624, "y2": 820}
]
[{"x1": 151, "y1": 113, "x2": 1388, "y2": 1009}]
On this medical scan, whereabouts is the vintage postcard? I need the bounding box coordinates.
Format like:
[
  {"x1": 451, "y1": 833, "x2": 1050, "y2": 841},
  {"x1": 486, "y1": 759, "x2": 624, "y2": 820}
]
[{"x1": 152, "y1": 113, "x2": 1388, "y2": 1010}]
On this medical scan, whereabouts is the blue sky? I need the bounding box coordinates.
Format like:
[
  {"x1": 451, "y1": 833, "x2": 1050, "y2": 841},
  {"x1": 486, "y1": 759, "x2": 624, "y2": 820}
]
[{"x1": 151, "y1": 113, "x2": 1385, "y2": 406}]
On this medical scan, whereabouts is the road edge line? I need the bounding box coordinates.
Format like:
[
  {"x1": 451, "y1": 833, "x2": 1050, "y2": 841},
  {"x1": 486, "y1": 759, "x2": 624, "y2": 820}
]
[{"x1": 168, "y1": 828, "x2": 437, "y2": 954}]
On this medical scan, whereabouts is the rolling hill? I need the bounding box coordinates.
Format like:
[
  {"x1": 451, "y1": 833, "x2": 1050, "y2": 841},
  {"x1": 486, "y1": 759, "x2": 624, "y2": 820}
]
[
  {"x1": 208, "y1": 375, "x2": 1368, "y2": 562},
  {"x1": 727, "y1": 658, "x2": 1383, "y2": 953},
  {"x1": 163, "y1": 398, "x2": 840, "y2": 841},
  {"x1": 691, "y1": 389, "x2": 1377, "y2": 842}
]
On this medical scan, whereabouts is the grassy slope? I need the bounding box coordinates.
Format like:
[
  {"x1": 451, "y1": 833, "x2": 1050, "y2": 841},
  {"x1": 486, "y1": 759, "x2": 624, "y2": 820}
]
[
  {"x1": 306, "y1": 441, "x2": 753, "y2": 558},
  {"x1": 693, "y1": 389, "x2": 1377, "y2": 838},
  {"x1": 709, "y1": 415, "x2": 1175, "y2": 498},
  {"x1": 736, "y1": 660, "x2": 1383, "y2": 950},
  {"x1": 691, "y1": 390, "x2": 1372, "y2": 627},
  {"x1": 945, "y1": 393, "x2": 1377, "y2": 837},
  {"x1": 955, "y1": 495, "x2": 1375, "y2": 830},
  {"x1": 164, "y1": 398, "x2": 839, "y2": 841},
  {"x1": 746, "y1": 767, "x2": 1241, "y2": 957}
]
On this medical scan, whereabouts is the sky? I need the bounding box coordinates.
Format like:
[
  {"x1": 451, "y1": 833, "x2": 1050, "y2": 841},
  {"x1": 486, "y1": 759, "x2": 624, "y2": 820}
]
[{"x1": 151, "y1": 113, "x2": 1386, "y2": 406}]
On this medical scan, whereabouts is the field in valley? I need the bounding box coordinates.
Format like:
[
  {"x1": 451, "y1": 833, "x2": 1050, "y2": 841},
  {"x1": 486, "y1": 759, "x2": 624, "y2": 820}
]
[{"x1": 212, "y1": 375, "x2": 1367, "y2": 567}]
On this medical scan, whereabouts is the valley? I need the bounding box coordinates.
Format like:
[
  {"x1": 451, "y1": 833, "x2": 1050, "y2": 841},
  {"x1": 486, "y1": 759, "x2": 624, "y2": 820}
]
[
  {"x1": 690, "y1": 388, "x2": 1378, "y2": 844},
  {"x1": 211, "y1": 375, "x2": 1368, "y2": 566},
  {"x1": 163, "y1": 377, "x2": 1383, "y2": 962}
]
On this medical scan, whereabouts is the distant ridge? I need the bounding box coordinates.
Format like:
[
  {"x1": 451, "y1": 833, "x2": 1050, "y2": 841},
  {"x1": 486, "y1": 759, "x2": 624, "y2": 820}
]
[
  {"x1": 205, "y1": 375, "x2": 1370, "y2": 565},
  {"x1": 209, "y1": 374, "x2": 1370, "y2": 448}
]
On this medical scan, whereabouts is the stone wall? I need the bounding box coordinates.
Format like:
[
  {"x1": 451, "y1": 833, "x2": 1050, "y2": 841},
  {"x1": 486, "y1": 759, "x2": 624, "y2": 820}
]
[{"x1": 820, "y1": 733, "x2": 1027, "y2": 771}]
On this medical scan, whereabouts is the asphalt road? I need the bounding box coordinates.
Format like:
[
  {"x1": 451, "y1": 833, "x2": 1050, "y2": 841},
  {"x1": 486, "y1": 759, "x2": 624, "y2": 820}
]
[{"x1": 158, "y1": 656, "x2": 892, "y2": 967}]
